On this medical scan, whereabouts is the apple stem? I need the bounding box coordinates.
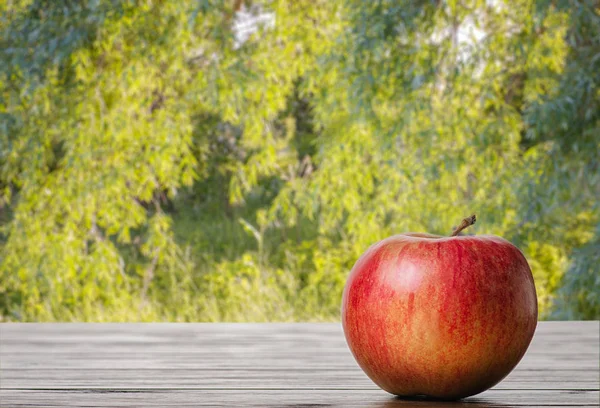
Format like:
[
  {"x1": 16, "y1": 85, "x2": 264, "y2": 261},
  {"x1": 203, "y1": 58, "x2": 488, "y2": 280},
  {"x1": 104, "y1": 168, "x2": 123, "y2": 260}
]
[{"x1": 451, "y1": 214, "x2": 477, "y2": 236}]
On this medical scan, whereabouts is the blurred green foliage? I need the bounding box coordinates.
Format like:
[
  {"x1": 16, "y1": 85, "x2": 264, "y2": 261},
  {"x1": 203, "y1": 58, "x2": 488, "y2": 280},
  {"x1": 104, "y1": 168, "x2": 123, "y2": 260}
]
[{"x1": 1, "y1": 0, "x2": 598, "y2": 321}]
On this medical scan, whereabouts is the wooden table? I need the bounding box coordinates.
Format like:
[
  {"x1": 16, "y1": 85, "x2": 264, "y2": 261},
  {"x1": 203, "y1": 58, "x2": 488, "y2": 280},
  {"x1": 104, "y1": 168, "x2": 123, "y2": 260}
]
[{"x1": 0, "y1": 321, "x2": 598, "y2": 407}]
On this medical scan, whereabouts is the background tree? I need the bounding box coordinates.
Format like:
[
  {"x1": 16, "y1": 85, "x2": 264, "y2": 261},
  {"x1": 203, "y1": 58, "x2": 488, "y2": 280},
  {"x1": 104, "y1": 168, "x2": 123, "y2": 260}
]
[{"x1": 1, "y1": 0, "x2": 598, "y2": 321}]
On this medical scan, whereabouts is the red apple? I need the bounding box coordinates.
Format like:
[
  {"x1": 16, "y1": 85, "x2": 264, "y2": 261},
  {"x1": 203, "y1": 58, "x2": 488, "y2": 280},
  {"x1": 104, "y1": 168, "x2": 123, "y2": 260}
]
[{"x1": 341, "y1": 215, "x2": 537, "y2": 400}]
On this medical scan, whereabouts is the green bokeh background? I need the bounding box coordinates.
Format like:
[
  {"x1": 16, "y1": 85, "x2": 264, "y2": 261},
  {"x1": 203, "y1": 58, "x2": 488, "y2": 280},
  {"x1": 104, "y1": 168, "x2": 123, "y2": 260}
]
[{"x1": 1, "y1": 0, "x2": 598, "y2": 321}]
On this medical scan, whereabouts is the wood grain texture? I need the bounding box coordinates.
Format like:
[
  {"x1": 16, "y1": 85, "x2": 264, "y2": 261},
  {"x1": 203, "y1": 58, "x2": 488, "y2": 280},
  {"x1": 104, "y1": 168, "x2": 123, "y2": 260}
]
[{"x1": 1, "y1": 321, "x2": 598, "y2": 407}]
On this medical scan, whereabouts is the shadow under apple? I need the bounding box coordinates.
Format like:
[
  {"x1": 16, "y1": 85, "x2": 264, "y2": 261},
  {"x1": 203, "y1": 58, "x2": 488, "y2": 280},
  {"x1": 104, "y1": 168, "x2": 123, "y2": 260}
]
[{"x1": 373, "y1": 394, "x2": 508, "y2": 407}]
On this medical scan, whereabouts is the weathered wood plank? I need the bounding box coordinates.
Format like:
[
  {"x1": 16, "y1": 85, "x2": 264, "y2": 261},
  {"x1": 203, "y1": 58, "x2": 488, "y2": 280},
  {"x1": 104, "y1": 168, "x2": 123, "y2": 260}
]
[
  {"x1": 2, "y1": 368, "x2": 598, "y2": 390},
  {"x1": 1, "y1": 389, "x2": 599, "y2": 408},
  {"x1": 1, "y1": 322, "x2": 598, "y2": 370},
  {"x1": 2, "y1": 354, "x2": 596, "y2": 370}
]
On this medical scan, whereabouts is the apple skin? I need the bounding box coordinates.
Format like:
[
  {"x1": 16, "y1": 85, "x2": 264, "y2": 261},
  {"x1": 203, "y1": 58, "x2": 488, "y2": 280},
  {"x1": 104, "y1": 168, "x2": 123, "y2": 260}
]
[{"x1": 341, "y1": 233, "x2": 537, "y2": 400}]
